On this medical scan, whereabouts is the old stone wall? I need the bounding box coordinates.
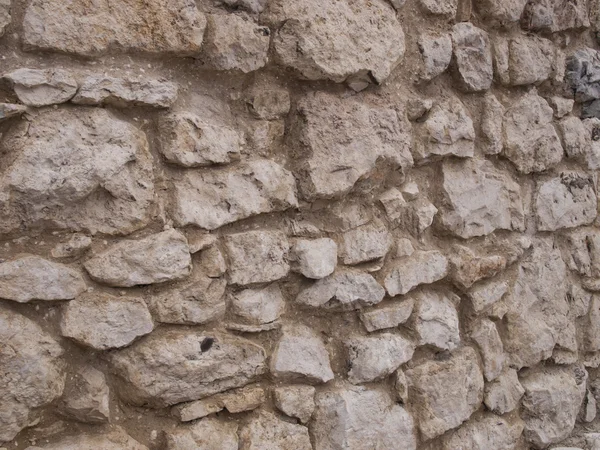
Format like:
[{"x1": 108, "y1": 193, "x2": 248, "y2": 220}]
[{"x1": 2, "y1": 0, "x2": 600, "y2": 448}]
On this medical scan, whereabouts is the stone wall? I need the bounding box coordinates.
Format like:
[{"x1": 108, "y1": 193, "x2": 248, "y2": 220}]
[{"x1": 1, "y1": 0, "x2": 600, "y2": 448}]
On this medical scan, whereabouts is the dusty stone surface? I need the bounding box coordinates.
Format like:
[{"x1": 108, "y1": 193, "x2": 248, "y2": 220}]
[
  {"x1": 475, "y1": 0, "x2": 527, "y2": 24},
  {"x1": 440, "y1": 414, "x2": 524, "y2": 450},
  {"x1": 57, "y1": 367, "x2": 110, "y2": 424},
  {"x1": 273, "y1": 385, "x2": 315, "y2": 424},
  {"x1": 24, "y1": 428, "x2": 148, "y2": 450},
  {"x1": 3, "y1": 68, "x2": 77, "y2": 106},
  {"x1": 467, "y1": 278, "x2": 509, "y2": 313},
  {"x1": 470, "y1": 318, "x2": 506, "y2": 381},
  {"x1": 522, "y1": 0, "x2": 589, "y2": 32},
  {"x1": 359, "y1": 298, "x2": 414, "y2": 332},
  {"x1": 229, "y1": 283, "x2": 285, "y2": 329},
  {"x1": 410, "y1": 290, "x2": 461, "y2": 351},
  {"x1": 291, "y1": 238, "x2": 337, "y2": 279},
  {"x1": 481, "y1": 93, "x2": 504, "y2": 155},
  {"x1": 484, "y1": 368, "x2": 525, "y2": 414},
  {"x1": 340, "y1": 220, "x2": 392, "y2": 265},
  {"x1": 418, "y1": 32, "x2": 452, "y2": 80},
  {"x1": 165, "y1": 418, "x2": 238, "y2": 450},
  {"x1": 384, "y1": 250, "x2": 449, "y2": 296},
  {"x1": 239, "y1": 411, "x2": 311, "y2": 450},
  {"x1": 51, "y1": 234, "x2": 92, "y2": 259},
  {"x1": 449, "y1": 245, "x2": 507, "y2": 290},
  {"x1": 0, "y1": 0, "x2": 9, "y2": 36},
  {"x1": 451, "y1": 23, "x2": 493, "y2": 92},
  {"x1": 172, "y1": 385, "x2": 264, "y2": 421}
]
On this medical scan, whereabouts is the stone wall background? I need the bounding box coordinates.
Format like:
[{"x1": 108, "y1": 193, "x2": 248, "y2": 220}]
[{"x1": 1, "y1": 0, "x2": 600, "y2": 448}]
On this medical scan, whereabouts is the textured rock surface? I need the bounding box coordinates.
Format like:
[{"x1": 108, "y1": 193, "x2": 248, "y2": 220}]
[
  {"x1": 165, "y1": 418, "x2": 238, "y2": 450},
  {"x1": 57, "y1": 367, "x2": 110, "y2": 424},
  {"x1": 440, "y1": 414, "x2": 524, "y2": 450},
  {"x1": 239, "y1": 411, "x2": 311, "y2": 450},
  {"x1": 3, "y1": 68, "x2": 77, "y2": 106},
  {"x1": 411, "y1": 290, "x2": 461, "y2": 351},
  {"x1": 451, "y1": 23, "x2": 493, "y2": 92},
  {"x1": 273, "y1": 385, "x2": 315, "y2": 423},
  {"x1": 291, "y1": 238, "x2": 337, "y2": 279},
  {"x1": 25, "y1": 428, "x2": 148, "y2": 450},
  {"x1": 384, "y1": 250, "x2": 449, "y2": 296}
]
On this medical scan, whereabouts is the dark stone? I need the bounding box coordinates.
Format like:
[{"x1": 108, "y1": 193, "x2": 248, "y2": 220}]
[{"x1": 566, "y1": 48, "x2": 600, "y2": 102}]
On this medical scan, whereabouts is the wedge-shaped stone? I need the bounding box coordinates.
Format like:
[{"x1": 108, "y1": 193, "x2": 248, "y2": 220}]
[
  {"x1": 384, "y1": 251, "x2": 449, "y2": 296},
  {"x1": 340, "y1": 220, "x2": 392, "y2": 265},
  {"x1": 439, "y1": 158, "x2": 524, "y2": 238},
  {"x1": 3, "y1": 68, "x2": 77, "y2": 106},
  {"x1": 171, "y1": 159, "x2": 298, "y2": 230},
  {"x1": 289, "y1": 92, "x2": 412, "y2": 200},
  {"x1": 84, "y1": 229, "x2": 191, "y2": 287},
  {"x1": 109, "y1": 330, "x2": 267, "y2": 407},
  {"x1": 0, "y1": 255, "x2": 85, "y2": 302},
  {"x1": 471, "y1": 318, "x2": 506, "y2": 381},
  {"x1": 0, "y1": 107, "x2": 154, "y2": 235},
  {"x1": 22, "y1": 0, "x2": 206, "y2": 57},
  {"x1": 359, "y1": 299, "x2": 414, "y2": 332}
]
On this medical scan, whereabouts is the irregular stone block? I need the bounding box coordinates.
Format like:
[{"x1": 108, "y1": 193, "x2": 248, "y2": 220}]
[
  {"x1": 273, "y1": 385, "x2": 316, "y2": 424},
  {"x1": 548, "y1": 96, "x2": 574, "y2": 117},
  {"x1": 484, "y1": 368, "x2": 525, "y2": 414},
  {"x1": 0, "y1": 102, "x2": 27, "y2": 122},
  {"x1": 449, "y1": 245, "x2": 507, "y2": 290},
  {"x1": 475, "y1": 0, "x2": 527, "y2": 24},
  {"x1": 0, "y1": 0, "x2": 9, "y2": 36},
  {"x1": 566, "y1": 47, "x2": 600, "y2": 102},
  {"x1": 418, "y1": 0, "x2": 458, "y2": 17},
  {"x1": 51, "y1": 234, "x2": 92, "y2": 259},
  {"x1": 441, "y1": 414, "x2": 524, "y2": 450},
  {"x1": 173, "y1": 385, "x2": 265, "y2": 421},
  {"x1": 411, "y1": 290, "x2": 460, "y2": 351},
  {"x1": 219, "y1": 0, "x2": 267, "y2": 13},
  {"x1": 522, "y1": 0, "x2": 589, "y2": 32},
  {"x1": 359, "y1": 299, "x2": 414, "y2": 332},
  {"x1": 507, "y1": 35, "x2": 555, "y2": 86},
  {"x1": 109, "y1": 330, "x2": 267, "y2": 406},
  {"x1": 467, "y1": 278, "x2": 509, "y2": 313},
  {"x1": 291, "y1": 238, "x2": 337, "y2": 279},
  {"x1": 84, "y1": 229, "x2": 191, "y2": 287},
  {"x1": 451, "y1": 23, "x2": 493, "y2": 92},
  {"x1": 383, "y1": 250, "x2": 449, "y2": 296},
  {"x1": 229, "y1": 284, "x2": 285, "y2": 328},
  {"x1": 418, "y1": 32, "x2": 452, "y2": 80},
  {"x1": 171, "y1": 159, "x2": 298, "y2": 230},
  {"x1": 239, "y1": 411, "x2": 311, "y2": 450},
  {"x1": 471, "y1": 318, "x2": 506, "y2": 381},
  {"x1": 165, "y1": 418, "x2": 238, "y2": 450},
  {"x1": 57, "y1": 367, "x2": 110, "y2": 424},
  {"x1": 22, "y1": 0, "x2": 206, "y2": 57},
  {"x1": 3, "y1": 68, "x2": 77, "y2": 106},
  {"x1": 481, "y1": 93, "x2": 505, "y2": 155},
  {"x1": 340, "y1": 220, "x2": 392, "y2": 265},
  {"x1": 25, "y1": 428, "x2": 148, "y2": 450}
]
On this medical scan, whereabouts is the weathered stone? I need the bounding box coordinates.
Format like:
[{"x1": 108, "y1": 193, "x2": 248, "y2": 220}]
[
  {"x1": 566, "y1": 48, "x2": 600, "y2": 102},
  {"x1": 406, "y1": 347, "x2": 484, "y2": 440},
  {"x1": 312, "y1": 386, "x2": 417, "y2": 450},
  {"x1": 22, "y1": 0, "x2": 206, "y2": 57},
  {"x1": 413, "y1": 96, "x2": 475, "y2": 162},
  {"x1": 51, "y1": 234, "x2": 92, "y2": 259},
  {"x1": 172, "y1": 398, "x2": 223, "y2": 422},
  {"x1": 439, "y1": 158, "x2": 524, "y2": 238},
  {"x1": 406, "y1": 98, "x2": 433, "y2": 121},
  {"x1": 345, "y1": 333, "x2": 415, "y2": 383},
  {"x1": 393, "y1": 369, "x2": 409, "y2": 403},
  {"x1": 239, "y1": 411, "x2": 311, "y2": 450},
  {"x1": 60, "y1": 293, "x2": 154, "y2": 350},
  {"x1": 559, "y1": 116, "x2": 589, "y2": 162},
  {"x1": 58, "y1": 367, "x2": 110, "y2": 424},
  {"x1": 441, "y1": 414, "x2": 524, "y2": 450},
  {"x1": 0, "y1": 102, "x2": 27, "y2": 122},
  {"x1": 583, "y1": 389, "x2": 597, "y2": 422},
  {"x1": 270, "y1": 325, "x2": 334, "y2": 384},
  {"x1": 481, "y1": 93, "x2": 505, "y2": 155},
  {"x1": 475, "y1": 0, "x2": 527, "y2": 24},
  {"x1": 581, "y1": 119, "x2": 600, "y2": 169},
  {"x1": 229, "y1": 284, "x2": 285, "y2": 328},
  {"x1": 449, "y1": 245, "x2": 507, "y2": 290},
  {"x1": 158, "y1": 112, "x2": 241, "y2": 167},
  {"x1": 291, "y1": 238, "x2": 337, "y2": 279},
  {"x1": 340, "y1": 220, "x2": 391, "y2": 265},
  {"x1": 0, "y1": 108, "x2": 154, "y2": 235},
  {"x1": 0, "y1": 306, "x2": 65, "y2": 443},
  {"x1": 149, "y1": 275, "x2": 226, "y2": 325},
  {"x1": 451, "y1": 23, "x2": 493, "y2": 92},
  {"x1": 25, "y1": 428, "x2": 148, "y2": 450},
  {"x1": 224, "y1": 230, "x2": 289, "y2": 286},
  {"x1": 202, "y1": 14, "x2": 269, "y2": 73},
  {"x1": 535, "y1": 173, "x2": 597, "y2": 231},
  {"x1": 359, "y1": 299, "x2": 414, "y2": 332},
  {"x1": 219, "y1": 0, "x2": 267, "y2": 13},
  {"x1": 197, "y1": 245, "x2": 226, "y2": 278},
  {"x1": 165, "y1": 418, "x2": 238, "y2": 450},
  {"x1": 173, "y1": 386, "x2": 265, "y2": 421},
  {"x1": 548, "y1": 96, "x2": 574, "y2": 118},
  {"x1": 3, "y1": 68, "x2": 77, "y2": 106},
  {"x1": 382, "y1": 192, "x2": 438, "y2": 236},
  {"x1": 109, "y1": 330, "x2": 267, "y2": 406},
  {"x1": 584, "y1": 295, "x2": 600, "y2": 352},
  {"x1": 273, "y1": 385, "x2": 316, "y2": 424},
  {"x1": 522, "y1": 0, "x2": 589, "y2": 32},
  {"x1": 468, "y1": 278, "x2": 509, "y2": 313},
  {"x1": 520, "y1": 365, "x2": 587, "y2": 448},
  {"x1": 471, "y1": 318, "x2": 506, "y2": 381},
  {"x1": 289, "y1": 91, "x2": 412, "y2": 200},
  {"x1": 84, "y1": 229, "x2": 191, "y2": 287},
  {"x1": 506, "y1": 35, "x2": 555, "y2": 86},
  {"x1": 296, "y1": 270, "x2": 385, "y2": 310},
  {"x1": 562, "y1": 228, "x2": 600, "y2": 279},
  {"x1": 384, "y1": 251, "x2": 449, "y2": 297},
  {"x1": 171, "y1": 159, "x2": 298, "y2": 230},
  {"x1": 396, "y1": 239, "x2": 415, "y2": 258},
  {"x1": 411, "y1": 290, "x2": 460, "y2": 351},
  {"x1": 267, "y1": 0, "x2": 405, "y2": 85},
  {"x1": 72, "y1": 75, "x2": 177, "y2": 108},
  {"x1": 418, "y1": 32, "x2": 452, "y2": 80},
  {"x1": 246, "y1": 82, "x2": 290, "y2": 120},
  {"x1": 503, "y1": 90, "x2": 563, "y2": 173},
  {"x1": 0, "y1": 0, "x2": 9, "y2": 36},
  {"x1": 484, "y1": 368, "x2": 525, "y2": 414},
  {"x1": 187, "y1": 232, "x2": 217, "y2": 254},
  {"x1": 419, "y1": 0, "x2": 458, "y2": 16}
]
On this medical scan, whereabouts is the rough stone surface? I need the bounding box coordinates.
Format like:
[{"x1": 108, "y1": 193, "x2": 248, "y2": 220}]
[
  {"x1": 359, "y1": 299, "x2": 414, "y2": 332},
  {"x1": 291, "y1": 238, "x2": 337, "y2": 279},
  {"x1": 384, "y1": 250, "x2": 449, "y2": 296},
  {"x1": 451, "y1": 23, "x2": 493, "y2": 92},
  {"x1": 475, "y1": 0, "x2": 527, "y2": 24},
  {"x1": 109, "y1": 330, "x2": 267, "y2": 406},
  {"x1": 165, "y1": 418, "x2": 238, "y2": 450},
  {"x1": 481, "y1": 93, "x2": 504, "y2": 155},
  {"x1": 51, "y1": 233, "x2": 92, "y2": 259},
  {"x1": 449, "y1": 245, "x2": 506, "y2": 290},
  {"x1": 470, "y1": 318, "x2": 506, "y2": 381},
  {"x1": 440, "y1": 414, "x2": 524, "y2": 450},
  {"x1": 267, "y1": 0, "x2": 405, "y2": 85},
  {"x1": 229, "y1": 284, "x2": 285, "y2": 328},
  {"x1": 58, "y1": 367, "x2": 110, "y2": 424},
  {"x1": 0, "y1": 0, "x2": 9, "y2": 36},
  {"x1": 419, "y1": 0, "x2": 458, "y2": 17},
  {"x1": 567, "y1": 48, "x2": 600, "y2": 102},
  {"x1": 25, "y1": 428, "x2": 148, "y2": 450},
  {"x1": 507, "y1": 36, "x2": 555, "y2": 86},
  {"x1": 312, "y1": 386, "x2": 417, "y2": 450},
  {"x1": 340, "y1": 220, "x2": 391, "y2": 265},
  {"x1": 22, "y1": 0, "x2": 207, "y2": 57},
  {"x1": 60, "y1": 293, "x2": 154, "y2": 350},
  {"x1": 484, "y1": 368, "x2": 525, "y2": 414},
  {"x1": 522, "y1": 0, "x2": 589, "y2": 32},
  {"x1": 467, "y1": 279, "x2": 509, "y2": 313},
  {"x1": 411, "y1": 290, "x2": 461, "y2": 351},
  {"x1": 419, "y1": 32, "x2": 452, "y2": 80},
  {"x1": 84, "y1": 229, "x2": 191, "y2": 287},
  {"x1": 273, "y1": 385, "x2": 316, "y2": 424},
  {"x1": 239, "y1": 411, "x2": 311, "y2": 450},
  {"x1": 3, "y1": 68, "x2": 77, "y2": 106},
  {"x1": 406, "y1": 347, "x2": 484, "y2": 440}
]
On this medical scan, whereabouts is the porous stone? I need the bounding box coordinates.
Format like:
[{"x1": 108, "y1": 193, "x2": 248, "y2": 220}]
[
  {"x1": 3, "y1": 68, "x2": 77, "y2": 106},
  {"x1": 566, "y1": 48, "x2": 600, "y2": 102},
  {"x1": 413, "y1": 96, "x2": 475, "y2": 162},
  {"x1": 165, "y1": 418, "x2": 238, "y2": 450},
  {"x1": 0, "y1": 255, "x2": 85, "y2": 303},
  {"x1": 224, "y1": 230, "x2": 290, "y2": 286},
  {"x1": 419, "y1": 0, "x2": 458, "y2": 17},
  {"x1": 296, "y1": 270, "x2": 385, "y2": 310},
  {"x1": 84, "y1": 229, "x2": 191, "y2": 287},
  {"x1": 383, "y1": 250, "x2": 449, "y2": 297},
  {"x1": 0, "y1": 306, "x2": 65, "y2": 443},
  {"x1": 109, "y1": 330, "x2": 267, "y2": 406},
  {"x1": 0, "y1": 107, "x2": 154, "y2": 235},
  {"x1": 51, "y1": 234, "x2": 92, "y2": 259},
  {"x1": 60, "y1": 293, "x2": 154, "y2": 350},
  {"x1": 57, "y1": 367, "x2": 110, "y2": 424},
  {"x1": 535, "y1": 173, "x2": 597, "y2": 231},
  {"x1": 481, "y1": 93, "x2": 504, "y2": 155},
  {"x1": 411, "y1": 290, "x2": 461, "y2": 351},
  {"x1": 273, "y1": 385, "x2": 316, "y2": 424},
  {"x1": 471, "y1": 318, "x2": 506, "y2": 381},
  {"x1": 522, "y1": 0, "x2": 589, "y2": 32},
  {"x1": 289, "y1": 91, "x2": 412, "y2": 200},
  {"x1": 484, "y1": 368, "x2": 525, "y2": 414},
  {"x1": 548, "y1": 96, "x2": 574, "y2": 118},
  {"x1": 229, "y1": 284, "x2": 285, "y2": 328},
  {"x1": 359, "y1": 299, "x2": 414, "y2": 332},
  {"x1": 239, "y1": 411, "x2": 311, "y2": 450},
  {"x1": 270, "y1": 325, "x2": 334, "y2": 384},
  {"x1": 158, "y1": 112, "x2": 241, "y2": 167},
  {"x1": 451, "y1": 23, "x2": 493, "y2": 92},
  {"x1": 202, "y1": 14, "x2": 269, "y2": 73},
  {"x1": 267, "y1": 0, "x2": 405, "y2": 85},
  {"x1": 474, "y1": 0, "x2": 527, "y2": 24},
  {"x1": 312, "y1": 386, "x2": 417, "y2": 450},
  {"x1": 340, "y1": 220, "x2": 392, "y2": 265},
  {"x1": 418, "y1": 32, "x2": 452, "y2": 80},
  {"x1": 345, "y1": 333, "x2": 415, "y2": 383},
  {"x1": 22, "y1": 0, "x2": 206, "y2": 57},
  {"x1": 25, "y1": 428, "x2": 148, "y2": 450},
  {"x1": 439, "y1": 158, "x2": 524, "y2": 238},
  {"x1": 406, "y1": 347, "x2": 484, "y2": 440},
  {"x1": 507, "y1": 35, "x2": 555, "y2": 86},
  {"x1": 171, "y1": 159, "x2": 298, "y2": 230},
  {"x1": 467, "y1": 279, "x2": 509, "y2": 313},
  {"x1": 440, "y1": 414, "x2": 524, "y2": 450},
  {"x1": 291, "y1": 238, "x2": 337, "y2": 279},
  {"x1": 503, "y1": 90, "x2": 563, "y2": 174},
  {"x1": 449, "y1": 245, "x2": 507, "y2": 290},
  {"x1": 520, "y1": 365, "x2": 587, "y2": 448}
]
